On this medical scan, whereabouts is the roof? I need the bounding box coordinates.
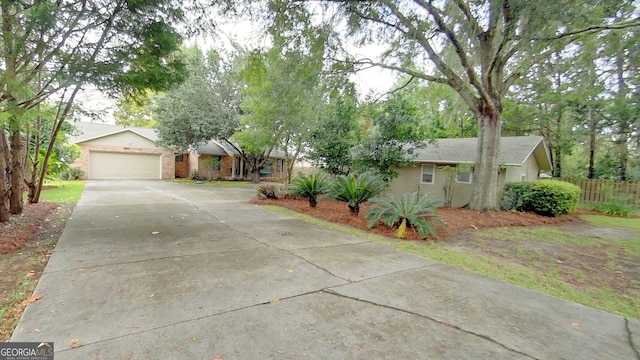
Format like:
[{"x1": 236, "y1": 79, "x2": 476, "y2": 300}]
[
  {"x1": 196, "y1": 140, "x2": 241, "y2": 156},
  {"x1": 67, "y1": 121, "x2": 159, "y2": 144},
  {"x1": 412, "y1": 136, "x2": 552, "y2": 170},
  {"x1": 196, "y1": 140, "x2": 288, "y2": 159}
]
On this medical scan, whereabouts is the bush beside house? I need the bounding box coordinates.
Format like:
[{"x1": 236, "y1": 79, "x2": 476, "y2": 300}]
[{"x1": 502, "y1": 180, "x2": 581, "y2": 217}]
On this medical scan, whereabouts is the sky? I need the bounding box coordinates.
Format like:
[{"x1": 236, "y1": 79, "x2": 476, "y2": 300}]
[{"x1": 78, "y1": 14, "x2": 399, "y2": 124}]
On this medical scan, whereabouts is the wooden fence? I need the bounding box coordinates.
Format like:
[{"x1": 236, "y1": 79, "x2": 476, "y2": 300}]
[{"x1": 560, "y1": 178, "x2": 639, "y2": 206}]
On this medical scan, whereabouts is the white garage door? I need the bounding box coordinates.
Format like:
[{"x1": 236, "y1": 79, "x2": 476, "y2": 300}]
[{"x1": 89, "y1": 152, "x2": 161, "y2": 180}]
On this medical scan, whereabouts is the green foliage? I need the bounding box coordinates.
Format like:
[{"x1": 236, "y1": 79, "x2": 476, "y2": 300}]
[
  {"x1": 114, "y1": 91, "x2": 158, "y2": 128},
  {"x1": 39, "y1": 181, "x2": 85, "y2": 205},
  {"x1": 235, "y1": 38, "x2": 327, "y2": 182},
  {"x1": 502, "y1": 180, "x2": 581, "y2": 217},
  {"x1": 365, "y1": 192, "x2": 444, "y2": 239},
  {"x1": 585, "y1": 202, "x2": 634, "y2": 217},
  {"x1": 59, "y1": 167, "x2": 84, "y2": 181},
  {"x1": 255, "y1": 183, "x2": 286, "y2": 200},
  {"x1": 327, "y1": 172, "x2": 386, "y2": 213},
  {"x1": 307, "y1": 95, "x2": 358, "y2": 175},
  {"x1": 289, "y1": 173, "x2": 331, "y2": 208},
  {"x1": 200, "y1": 156, "x2": 222, "y2": 181},
  {"x1": 353, "y1": 94, "x2": 428, "y2": 181},
  {"x1": 155, "y1": 46, "x2": 240, "y2": 152}
]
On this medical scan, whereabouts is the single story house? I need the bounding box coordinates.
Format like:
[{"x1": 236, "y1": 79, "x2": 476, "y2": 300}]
[
  {"x1": 68, "y1": 121, "x2": 291, "y2": 181},
  {"x1": 388, "y1": 136, "x2": 552, "y2": 207},
  {"x1": 188, "y1": 140, "x2": 289, "y2": 180},
  {"x1": 69, "y1": 122, "x2": 175, "y2": 180}
]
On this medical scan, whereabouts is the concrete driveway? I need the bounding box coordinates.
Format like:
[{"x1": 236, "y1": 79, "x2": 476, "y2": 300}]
[{"x1": 11, "y1": 180, "x2": 639, "y2": 359}]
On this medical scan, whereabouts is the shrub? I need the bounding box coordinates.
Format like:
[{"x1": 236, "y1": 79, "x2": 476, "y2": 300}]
[
  {"x1": 327, "y1": 172, "x2": 386, "y2": 213},
  {"x1": 585, "y1": 201, "x2": 634, "y2": 217},
  {"x1": 502, "y1": 180, "x2": 581, "y2": 217},
  {"x1": 365, "y1": 192, "x2": 445, "y2": 239},
  {"x1": 289, "y1": 173, "x2": 331, "y2": 208},
  {"x1": 500, "y1": 182, "x2": 530, "y2": 211},
  {"x1": 255, "y1": 183, "x2": 285, "y2": 199},
  {"x1": 60, "y1": 167, "x2": 84, "y2": 181}
]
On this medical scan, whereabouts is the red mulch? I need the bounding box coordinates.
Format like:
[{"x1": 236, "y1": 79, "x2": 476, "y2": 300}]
[
  {"x1": 0, "y1": 202, "x2": 60, "y2": 254},
  {"x1": 250, "y1": 197, "x2": 580, "y2": 240}
]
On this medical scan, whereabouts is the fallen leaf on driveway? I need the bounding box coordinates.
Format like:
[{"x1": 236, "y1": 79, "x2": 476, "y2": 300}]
[
  {"x1": 212, "y1": 355, "x2": 225, "y2": 360},
  {"x1": 70, "y1": 338, "x2": 81, "y2": 348},
  {"x1": 271, "y1": 298, "x2": 280, "y2": 303},
  {"x1": 286, "y1": 269, "x2": 294, "y2": 273},
  {"x1": 571, "y1": 322, "x2": 581, "y2": 327},
  {"x1": 152, "y1": 231, "x2": 160, "y2": 235},
  {"x1": 20, "y1": 327, "x2": 41, "y2": 333},
  {"x1": 21, "y1": 294, "x2": 43, "y2": 306},
  {"x1": 274, "y1": 349, "x2": 284, "y2": 354}
]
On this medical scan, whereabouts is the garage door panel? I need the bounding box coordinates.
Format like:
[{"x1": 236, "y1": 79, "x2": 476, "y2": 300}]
[{"x1": 90, "y1": 152, "x2": 161, "y2": 180}]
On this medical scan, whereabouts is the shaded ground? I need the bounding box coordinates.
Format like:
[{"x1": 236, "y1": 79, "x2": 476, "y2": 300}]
[
  {"x1": 250, "y1": 197, "x2": 580, "y2": 240},
  {"x1": 0, "y1": 203, "x2": 73, "y2": 340}
]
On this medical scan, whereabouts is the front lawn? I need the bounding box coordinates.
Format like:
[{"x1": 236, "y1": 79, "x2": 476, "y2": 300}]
[
  {"x1": 259, "y1": 199, "x2": 640, "y2": 320},
  {"x1": 40, "y1": 180, "x2": 86, "y2": 204}
]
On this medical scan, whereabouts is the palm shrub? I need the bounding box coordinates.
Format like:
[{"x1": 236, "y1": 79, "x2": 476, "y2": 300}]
[
  {"x1": 289, "y1": 173, "x2": 331, "y2": 208},
  {"x1": 365, "y1": 192, "x2": 444, "y2": 239},
  {"x1": 327, "y1": 171, "x2": 386, "y2": 213}
]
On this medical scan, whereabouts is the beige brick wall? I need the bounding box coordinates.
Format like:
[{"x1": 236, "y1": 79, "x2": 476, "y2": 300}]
[{"x1": 72, "y1": 144, "x2": 175, "y2": 180}]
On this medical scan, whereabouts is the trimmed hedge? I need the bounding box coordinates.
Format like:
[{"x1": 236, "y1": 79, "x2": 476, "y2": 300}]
[{"x1": 501, "y1": 180, "x2": 581, "y2": 217}]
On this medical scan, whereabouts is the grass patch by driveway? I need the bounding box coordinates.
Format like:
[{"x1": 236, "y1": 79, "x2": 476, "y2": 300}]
[
  {"x1": 263, "y1": 205, "x2": 640, "y2": 320},
  {"x1": 40, "y1": 180, "x2": 85, "y2": 204}
]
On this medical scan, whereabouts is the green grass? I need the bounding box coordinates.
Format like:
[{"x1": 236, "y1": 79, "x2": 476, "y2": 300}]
[
  {"x1": 261, "y1": 205, "x2": 640, "y2": 319},
  {"x1": 40, "y1": 180, "x2": 85, "y2": 204},
  {"x1": 170, "y1": 179, "x2": 256, "y2": 187},
  {"x1": 580, "y1": 214, "x2": 640, "y2": 232}
]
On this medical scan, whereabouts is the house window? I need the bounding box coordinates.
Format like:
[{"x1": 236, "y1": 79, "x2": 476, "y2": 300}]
[
  {"x1": 520, "y1": 174, "x2": 526, "y2": 182},
  {"x1": 455, "y1": 166, "x2": 473, "y2": 184},
  {"x1": 214, "y1": 156, "x2": 222, "y2": 171},
  {"x1": 421, "y1": 164, "x2": 435, "y2": 184},
  {"x1": 276, "y1": 159, "x2": 283, "y2": 172},
  {"x1": 175, "y1": 154, "x2": 184, "y2": 162}
]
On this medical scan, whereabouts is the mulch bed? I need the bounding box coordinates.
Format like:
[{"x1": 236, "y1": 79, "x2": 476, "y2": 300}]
[
  {"x1": 251, "y1": 197, "x2": 580, "y2": 240},
  {"x1": 0, "y1": 202, "x2": 60, "y2": 254}
]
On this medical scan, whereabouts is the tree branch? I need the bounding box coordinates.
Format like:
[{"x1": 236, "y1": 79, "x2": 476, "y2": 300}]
[{"x1": 371, "y1": 76, "x2": 415, "y2": 103}]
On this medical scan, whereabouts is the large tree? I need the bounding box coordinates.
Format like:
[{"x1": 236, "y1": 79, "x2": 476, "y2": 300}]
[
  {"x1": 0, "y1": 0, "x2": 193, "y2": 220},
  {"x1": 262, "y1": 0, "x2": 640, "y2": 210},
  {"x1": 155, "y1": 46, "x2": 240, "y2": 153},
  {"x1": 235, "y1": 40, "x2": 326, "y2": 183}
]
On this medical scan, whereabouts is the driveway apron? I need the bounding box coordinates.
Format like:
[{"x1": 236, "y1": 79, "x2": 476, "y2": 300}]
[{"x1": 11, "y1": 180, "x2": 640, "y2": 359}]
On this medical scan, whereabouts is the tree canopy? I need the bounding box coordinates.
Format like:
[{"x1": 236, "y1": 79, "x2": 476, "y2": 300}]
[{"x1": 259, "y1": 0, "x2": 640, "y2": 209}]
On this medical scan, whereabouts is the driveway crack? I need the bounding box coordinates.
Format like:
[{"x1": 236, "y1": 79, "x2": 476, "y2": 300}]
[
  {"x1": 626, "y1": 318, "x2": 640, "y2": 360},
  {"x1": 323, "y1": 289, "x2": 538, "y2": 360}
]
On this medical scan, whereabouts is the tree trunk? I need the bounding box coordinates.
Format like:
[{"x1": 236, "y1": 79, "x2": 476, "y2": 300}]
[
  {"x1": 588, "y1": 108, "x2": 596, "y2": 179},
  {"x1": 0, "y1": 131, "x2": 10, "y2": 222},
  {"x1": 553, "y1": 147, "x2": 562, "y2": 178},
  {"x1": 469, "y1": 112, "x2": 501, "y2": 211},
  {"x1": 251, "y1": 165, "x2": 260, "y2": 183},
  {"x1": 9, "y1": 124, "x2": 24, "y2": 215}
]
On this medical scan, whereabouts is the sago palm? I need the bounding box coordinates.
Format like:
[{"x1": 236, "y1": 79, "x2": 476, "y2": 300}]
[
  {"x1": 327, "y1": 172, "x2": 386, "y2": 213},
  {"x1": 365, "y1": 192, "x2": 445, "y2": 239},
  {"x1": 289, "y1": 173, "x2": 331, "y2": 208}
]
